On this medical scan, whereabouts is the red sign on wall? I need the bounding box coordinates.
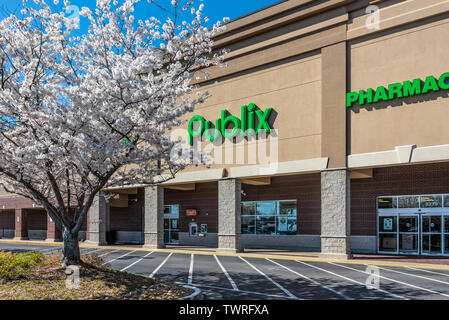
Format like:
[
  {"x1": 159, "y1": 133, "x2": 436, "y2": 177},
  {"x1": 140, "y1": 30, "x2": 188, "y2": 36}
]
[{"x1": 186, "y1": 209, "x2": 197, "y2": 217}]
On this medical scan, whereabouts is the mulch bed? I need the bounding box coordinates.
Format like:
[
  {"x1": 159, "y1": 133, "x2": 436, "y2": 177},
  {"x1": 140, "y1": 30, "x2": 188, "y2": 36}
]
[{"x1": 0, "y1": 253, "x2": 193, "y2": 300}]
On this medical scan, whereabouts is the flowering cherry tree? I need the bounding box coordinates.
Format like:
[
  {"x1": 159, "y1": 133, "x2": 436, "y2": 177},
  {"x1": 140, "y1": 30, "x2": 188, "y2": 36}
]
[{"x1": 0, "y1": 0, "x2": 227, "y2": 265}]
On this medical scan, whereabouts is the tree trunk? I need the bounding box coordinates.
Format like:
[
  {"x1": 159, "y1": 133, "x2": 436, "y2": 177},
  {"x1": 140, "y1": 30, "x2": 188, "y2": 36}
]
[{"x1": 62, "y1": 228, "x2": 80, "y2": 266}]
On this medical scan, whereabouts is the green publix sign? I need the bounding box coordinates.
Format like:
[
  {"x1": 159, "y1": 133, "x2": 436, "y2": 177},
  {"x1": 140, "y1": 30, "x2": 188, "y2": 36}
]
[
  {"x1": 188, "y1": 103, "x2": 272, "y2": 145},
  {"x1": 346, "y1": 72, "x2": 449, "y2": 108}
]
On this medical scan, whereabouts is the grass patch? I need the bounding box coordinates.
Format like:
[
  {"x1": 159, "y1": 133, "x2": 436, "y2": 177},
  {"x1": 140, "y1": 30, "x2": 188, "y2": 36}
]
[{"x1": 0, "y1": 251, "x2": 193, "y2": 300}]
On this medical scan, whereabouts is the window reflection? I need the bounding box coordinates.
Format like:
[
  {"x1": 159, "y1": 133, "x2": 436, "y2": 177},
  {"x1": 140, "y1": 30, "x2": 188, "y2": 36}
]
[
  {"x1": 241, "y1": 200, "x2": 297, "y2": 236},
  {"x1": 378, "y1": 197, "x2": 397, "y2": 209},
  {"x1": 420, "y1": 195, "x2": 442, "y2": 208},
  {"x1": 398, "y1": 196, "x2": 419, "y2": 209}
]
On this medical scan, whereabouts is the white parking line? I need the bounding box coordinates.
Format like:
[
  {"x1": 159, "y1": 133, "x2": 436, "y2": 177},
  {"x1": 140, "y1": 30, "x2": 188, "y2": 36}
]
[
  {"x1": 103, "y1": 250, "x2": 137, "y2": 265},
  {"x1": 120, "y1": 251, "x2": 154, "y2": 272},
  {"x1": 329, "y1": 262, "x2": 449, "y2": 299},
  {"x1": 81, "y1": 248, "x2": 97, "y2": 254},
  {"x1": 192, "y1": 283, "x2": 297, "y2": 300},
  {"x1": 98, "y1": 249, "x2": 120, "y2": 258},
  {"x1": 406, "y1": 267, "x2": 449, "y2": 278},
  {"x1": 188, "y1": 254, "x2": 194, "y2": 285},
  {"x1": 267, "y1": 258, "x2": 351, "y2": 300},
  {"x1": 375, "y1": 266, "x2": 449, "y2": 290},
  {"x1": 297, "y1": 261, "x2": 408, "y2": 300},
  {"x1": 84, "y1": 248, "x2": 104, "y2": 255},
  {"x1": 239, "y1": 256, "x2": 300, "y2": 300},
  {"x1": 214, "y1": 255, "x2": 239, "y2": 291},
  {"x1": 149, "y1": 252, "x2": 173, "y2": 278}
]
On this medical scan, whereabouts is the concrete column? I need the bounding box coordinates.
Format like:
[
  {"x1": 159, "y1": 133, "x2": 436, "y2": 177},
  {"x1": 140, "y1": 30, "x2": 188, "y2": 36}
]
[
  {"x1": 320, "y1": 168, "x2": 352, "y2": 259},
  {"x1": 14, "y1": 208, "x2": 28, "y2": 240},
  {"x1": 143, "y1": 185, "x2": 165, "y2": 249},
  {"x1": 218, "y1": 178, "x2": 242, "y2": 253},
  {"x1": 87, "y1": 192, "x2": 109, "y2": 245}
]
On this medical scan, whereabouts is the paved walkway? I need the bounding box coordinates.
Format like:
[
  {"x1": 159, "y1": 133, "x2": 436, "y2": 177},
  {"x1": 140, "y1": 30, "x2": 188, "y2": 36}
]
[{"x1": 1, "y1": 241, "x2": 449, "y2": 300}]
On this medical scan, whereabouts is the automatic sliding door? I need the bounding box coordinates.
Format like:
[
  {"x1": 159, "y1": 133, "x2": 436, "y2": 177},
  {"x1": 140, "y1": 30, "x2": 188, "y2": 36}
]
[
  {"x1": 399, "y1": 216, "x2": 419, "y2": 254},
  {"x1": 444, "y1": 216, "x2": 449, "y2": 255},
  {"x1": 421, "y1": 215, "x2": 443, "y2": 255}
]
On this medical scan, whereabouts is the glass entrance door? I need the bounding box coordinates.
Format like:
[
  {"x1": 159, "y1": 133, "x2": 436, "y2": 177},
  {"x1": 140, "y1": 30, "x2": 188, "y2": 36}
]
[
  {"x1": 164, "y1": 205, "x2": 179, "y2": 245},
  {"x1": 377, "y1": 195, "x2": 449, "y2": 256},
  {"x1": 399, "y1": 215, "x2": 419, "y2": 254},
  {"x1": 421, "y1": 215, "x2": 443, "y2": 255},
  {"x1": 164, "y1": 218, "x2": 179, "y2": 244}
]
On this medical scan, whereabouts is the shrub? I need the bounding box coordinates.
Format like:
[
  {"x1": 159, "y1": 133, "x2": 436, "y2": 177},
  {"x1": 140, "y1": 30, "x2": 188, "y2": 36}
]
[{"x1": 0, "y1": 250, "x2": 45, "y2": 279}]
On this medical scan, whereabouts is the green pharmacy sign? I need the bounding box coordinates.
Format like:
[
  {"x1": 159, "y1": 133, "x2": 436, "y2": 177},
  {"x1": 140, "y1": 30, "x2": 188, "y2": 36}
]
[
  {"x1": 346, "y1": 72, "x2": 449, "y2": 108},
  {"x1": 188, "y1": 103, "x2": 273, "y2": 145}
]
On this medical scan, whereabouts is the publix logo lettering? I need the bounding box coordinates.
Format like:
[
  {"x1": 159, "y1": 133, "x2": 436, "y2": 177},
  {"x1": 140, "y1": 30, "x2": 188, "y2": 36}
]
[{"x1": 188, "y1": 103, "x2": 273, "y2": 145}]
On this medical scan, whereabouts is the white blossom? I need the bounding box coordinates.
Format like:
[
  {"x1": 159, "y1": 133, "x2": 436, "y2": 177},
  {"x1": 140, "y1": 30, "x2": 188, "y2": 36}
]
[{"x1": 0, "y1": 0, "x2": 227, "y2": 263}]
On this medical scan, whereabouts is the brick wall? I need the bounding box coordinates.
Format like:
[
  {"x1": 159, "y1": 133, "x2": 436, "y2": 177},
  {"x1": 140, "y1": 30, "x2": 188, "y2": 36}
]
[
  {"x1": 27, "y1": 209, "x2": 47, "y2": 230},
  {"x1": 351, "y1": 162, "x2": 449, "y2": 236},
  {"x1": 0, "y1": 210, "x2": 15, "y2": 229},
  {"x1": 242, "y1": 173, "x2": 321, "y2": 235},
  {"x1": 165, "y1": 182, "x2": 218, "y2": 233},
  {"x1": 109, "y1": 188, "x2": 144, "y2": 232}
]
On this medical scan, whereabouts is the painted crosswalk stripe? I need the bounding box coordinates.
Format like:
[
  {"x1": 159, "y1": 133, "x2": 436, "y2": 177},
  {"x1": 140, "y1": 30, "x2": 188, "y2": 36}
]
[
  {"x1": 120, "y1": 251, "x2": 154, "y2": 272},
  {"x1": 239, "y1": 256, "x2": 300, "y2": 300},
  {"x1": 267, "y1": 258, "x2": 351, "y2": 300},
  {"x1": 297, "y1": 261, "x2": 408, "y2": 300},
  {"x1": 329, "y1": 262, "x2": 449, "y2": 299},
  {"x1": 214, "y1": 255, "x2": 239, "y2": 291},
  {"x1": 103, "y1": 250, "x2": 136, "y2": 265},
  {"x1": 149, "y1": 253, "x2": 173, "y2": 278}
]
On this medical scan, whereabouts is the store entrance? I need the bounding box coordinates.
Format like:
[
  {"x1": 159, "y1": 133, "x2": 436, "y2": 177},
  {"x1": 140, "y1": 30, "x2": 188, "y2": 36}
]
[
  {"x1": 421, "y1": 215, "x2": 445, "y2": 255},
  {"x1": 164, "y1": 205, "x2": 179, "y2": 245},
  {"x1": 379, "y1": 214, "x2": 448, "y2": 255},
  {"x1": 377, "y1": 195, "x2": 449, "y2": 256}
]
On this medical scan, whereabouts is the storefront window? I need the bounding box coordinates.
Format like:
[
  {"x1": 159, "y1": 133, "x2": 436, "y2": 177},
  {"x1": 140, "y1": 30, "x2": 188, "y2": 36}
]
[
  {"x1": 242, "y1": 202, "x2": 256, "y2": 215},
  {"x1": 398, "y1": 196, "x2": 419, "y2": 208},
  {"x1": 377, "y1": 197, "x2": 397, "y2": 209},
  {"x1": 242, "y1": 216, "x2": 255, "y2": 234},
  {"x1": 278, "y1": 200, "x2": 297, "y2": 216},
  {"x1": 256, "y1": 201, "x2": 276, "y2": 215},
  {"x1": 420, "y1": 195, "x2": 442, "y2": 208},
  {"x1": 241, "y1": 200, "x2": 297, "y2": 235},
  {"x1": 256, "y1": 216, "x2": 276, "y2": 235},
  {"x1": 277, "y1": 216, "x2": 297, "y2": 235},
  {"x1": 164, "y1": 205, "x2": 179, "y2": 214}
]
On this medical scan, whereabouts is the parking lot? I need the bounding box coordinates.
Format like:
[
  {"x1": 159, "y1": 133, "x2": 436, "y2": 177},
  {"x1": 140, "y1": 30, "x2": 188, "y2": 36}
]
[{"x1": 1, "y1": 242, "x2": 449, "y2": 300}]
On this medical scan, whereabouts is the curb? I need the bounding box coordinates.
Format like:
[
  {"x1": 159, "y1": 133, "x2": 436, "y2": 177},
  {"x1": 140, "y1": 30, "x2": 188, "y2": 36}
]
[{"x1": 182, "y1": 285, "x2": 203, "y2": 300}]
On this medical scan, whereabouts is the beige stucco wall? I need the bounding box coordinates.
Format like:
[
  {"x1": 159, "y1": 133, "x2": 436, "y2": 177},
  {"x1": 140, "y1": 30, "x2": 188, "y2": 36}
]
[
  {"x1": 179, "y1": 52, "x2": 322, "y2": 172},
  {"x1": 349, "y1": 12, "x2": 449, "y2": 155}
]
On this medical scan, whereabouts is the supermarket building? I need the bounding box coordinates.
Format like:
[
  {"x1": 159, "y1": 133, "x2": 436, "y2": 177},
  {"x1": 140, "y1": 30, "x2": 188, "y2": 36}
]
[{"x1": 1, "y1": 0, "x2": 449, "y2": 258}]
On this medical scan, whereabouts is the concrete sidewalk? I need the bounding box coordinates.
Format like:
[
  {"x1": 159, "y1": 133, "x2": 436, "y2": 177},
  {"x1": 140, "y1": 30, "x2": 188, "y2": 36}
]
[{"x1": 1, "y1": 238, "x2": 448, "y2": 270}]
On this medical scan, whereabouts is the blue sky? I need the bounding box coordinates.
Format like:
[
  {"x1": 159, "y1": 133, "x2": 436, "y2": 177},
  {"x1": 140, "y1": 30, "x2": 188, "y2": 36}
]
[{"x1": 0, "y1": 0, "x2": 283, "y2": 29}]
